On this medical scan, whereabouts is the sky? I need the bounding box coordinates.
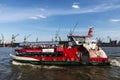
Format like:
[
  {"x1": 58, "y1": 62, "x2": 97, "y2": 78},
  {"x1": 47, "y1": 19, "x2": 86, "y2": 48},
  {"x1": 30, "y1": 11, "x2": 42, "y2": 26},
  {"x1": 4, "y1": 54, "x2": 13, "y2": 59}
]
[{"x1": 0, "y1": 0, "x2": 120, "y2": 43}]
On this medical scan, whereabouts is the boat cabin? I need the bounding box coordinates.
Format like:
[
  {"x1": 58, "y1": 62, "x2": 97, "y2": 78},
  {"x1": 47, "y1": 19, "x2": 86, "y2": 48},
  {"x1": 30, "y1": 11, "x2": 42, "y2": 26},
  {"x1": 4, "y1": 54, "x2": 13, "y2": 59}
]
[{"x1": 68, "y1": 35, "x2": 91, "y2": 46}]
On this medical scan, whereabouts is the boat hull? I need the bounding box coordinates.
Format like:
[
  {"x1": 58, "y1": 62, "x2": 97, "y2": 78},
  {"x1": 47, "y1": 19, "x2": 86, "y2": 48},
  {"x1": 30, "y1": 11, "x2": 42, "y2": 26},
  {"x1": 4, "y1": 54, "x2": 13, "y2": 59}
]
[
  {"x1": 11, "y1": 58, "x2": 110, "y2": 66},
  {"x1": 10, "y1": 54, "x2": 110, "y2": 66}
]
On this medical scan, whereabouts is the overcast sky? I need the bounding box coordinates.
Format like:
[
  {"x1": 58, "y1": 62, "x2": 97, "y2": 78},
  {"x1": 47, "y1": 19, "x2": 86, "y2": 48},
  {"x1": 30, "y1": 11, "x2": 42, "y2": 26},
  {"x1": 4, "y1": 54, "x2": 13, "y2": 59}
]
[{"x1": 0, "y1": 0, "x2": 120, "y2": 42}]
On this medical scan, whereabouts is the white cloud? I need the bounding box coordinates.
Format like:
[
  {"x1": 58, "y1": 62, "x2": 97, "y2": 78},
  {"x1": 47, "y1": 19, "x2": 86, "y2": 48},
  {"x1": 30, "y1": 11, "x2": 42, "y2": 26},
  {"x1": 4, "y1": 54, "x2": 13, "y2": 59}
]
[
  {"x1": 30, "y1": 14, "x2": 47, "y2": 20},
  {"x1": 0, "y1": 3, "x2": 120, "y2": 22},
  {"x1": 78, "y1": 3, "x2": 120, "y2": 13},
  {"x1": 110, "y1": 19, "x2": 120, "y2": 22},
  {"x1": 0, "y1": 6, "x2": 48, "y2": 22},
  {"x1": 37, "y1": 14, "x2": 46, "y2": 18},
  {"x1": 29, "y1": 16, "x2": 38, "y2": 20},
  {"x1": 72, "y1": 2, "x2": 80, "y2": 9},
  {"x1": 72, "y1": 4, "x2": 80, "y2": 9},
  {"x1": 49, "y1": 3, "x2": 120, "y2": 16},
  {"x1": 39, "y1": 8, "x2": 45, "y2": 11}
]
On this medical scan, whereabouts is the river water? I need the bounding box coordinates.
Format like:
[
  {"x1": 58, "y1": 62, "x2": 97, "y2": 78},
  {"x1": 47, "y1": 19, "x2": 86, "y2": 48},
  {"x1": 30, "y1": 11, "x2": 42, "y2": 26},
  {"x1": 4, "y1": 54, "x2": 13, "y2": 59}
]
[{"x1": 0, "y1": 47, "x2": 120, "y2": 80}]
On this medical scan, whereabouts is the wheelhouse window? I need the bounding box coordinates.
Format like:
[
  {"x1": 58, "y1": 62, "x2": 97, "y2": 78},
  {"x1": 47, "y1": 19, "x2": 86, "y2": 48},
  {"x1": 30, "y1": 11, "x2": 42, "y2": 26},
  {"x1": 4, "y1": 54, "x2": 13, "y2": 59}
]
[{"x1": 74, "y1": 37, "x2": 85, "y2": 42}]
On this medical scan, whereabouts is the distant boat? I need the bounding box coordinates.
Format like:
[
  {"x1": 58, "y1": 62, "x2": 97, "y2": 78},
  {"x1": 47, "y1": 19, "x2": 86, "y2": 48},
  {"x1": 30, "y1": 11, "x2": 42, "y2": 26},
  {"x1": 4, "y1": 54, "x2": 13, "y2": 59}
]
[{"x1": 10, "y1": 27, "x2": 110, "y2": 66}]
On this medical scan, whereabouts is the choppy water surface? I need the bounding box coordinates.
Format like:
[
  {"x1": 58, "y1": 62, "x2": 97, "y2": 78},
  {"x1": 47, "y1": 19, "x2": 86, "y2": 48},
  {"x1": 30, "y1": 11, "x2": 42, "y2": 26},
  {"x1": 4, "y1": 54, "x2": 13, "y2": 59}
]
[{"x1": 0, "y1": 47, "x2": 120, "y2": 80}]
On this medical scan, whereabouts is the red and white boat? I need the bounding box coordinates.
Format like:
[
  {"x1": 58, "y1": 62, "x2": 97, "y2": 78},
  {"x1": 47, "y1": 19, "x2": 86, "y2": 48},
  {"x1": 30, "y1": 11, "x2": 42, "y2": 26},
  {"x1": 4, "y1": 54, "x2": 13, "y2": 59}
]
[{"x1": 10, "y1": 27, "x2": 110, "y2": 65}]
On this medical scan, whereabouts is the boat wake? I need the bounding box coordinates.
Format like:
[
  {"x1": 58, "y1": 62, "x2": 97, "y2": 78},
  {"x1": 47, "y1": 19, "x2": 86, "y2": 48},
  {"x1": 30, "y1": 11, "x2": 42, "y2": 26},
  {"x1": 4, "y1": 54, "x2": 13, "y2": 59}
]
[
  {"x1": 12, "y1": 61, "x2": 63, "y2": 69},
  {"x1": 110, "y1": 57, "x2": 120, "y2": 67}
]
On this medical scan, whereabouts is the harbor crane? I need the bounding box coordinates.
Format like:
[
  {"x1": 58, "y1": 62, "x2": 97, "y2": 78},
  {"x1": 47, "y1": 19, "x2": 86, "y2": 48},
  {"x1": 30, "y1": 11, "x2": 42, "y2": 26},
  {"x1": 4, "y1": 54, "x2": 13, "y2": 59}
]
[
  {"x1": 24, "y1": 34, "x2": 31, "y2": 45},
  {"x1": 107, "y1": 36, "x2": 112, "y2": 42},
  {"x1": 11, "y1": 34, "x2": 19, "y2": 43},
  {"x1": 36, "y1": 37, "x2": 39, "y2": 43},
  {"x1": 11, "y1": 34, "x2": 19, "y2": 47},
  {"x1": 1, "y1": 34, "x2": 5, "y2": 47},
  {"x1": 55, "y1": 27, "x2": 61, "y2": 41},
  {"x1": 69, "y1": 22, "x2": 79, "y2": 36}
]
